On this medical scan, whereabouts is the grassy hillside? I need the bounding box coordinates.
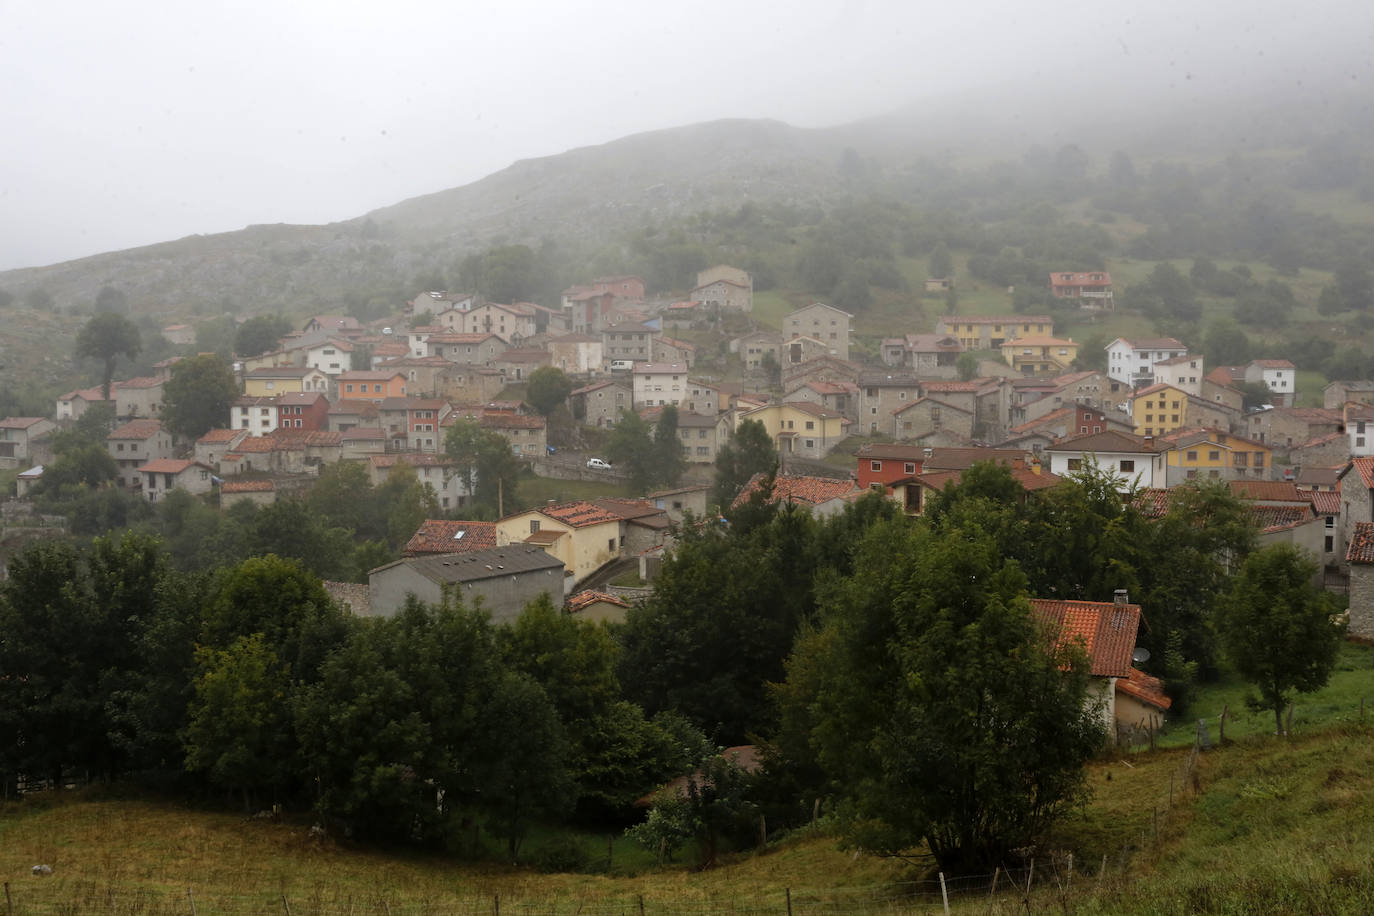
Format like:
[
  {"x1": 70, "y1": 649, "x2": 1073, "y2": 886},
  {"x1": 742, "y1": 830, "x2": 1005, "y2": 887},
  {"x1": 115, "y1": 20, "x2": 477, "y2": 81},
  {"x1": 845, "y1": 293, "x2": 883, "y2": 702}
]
[{"x1": 4, "y1": 719, "x2": 1374, "y2": 914}]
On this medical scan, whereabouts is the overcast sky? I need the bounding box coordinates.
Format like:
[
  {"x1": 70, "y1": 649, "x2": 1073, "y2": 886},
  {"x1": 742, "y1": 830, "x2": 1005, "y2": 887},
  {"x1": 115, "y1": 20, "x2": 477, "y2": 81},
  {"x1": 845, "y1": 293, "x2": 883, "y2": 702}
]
[{"x1": 1, "y1": 0, "x2": 1369, "y2": 271}]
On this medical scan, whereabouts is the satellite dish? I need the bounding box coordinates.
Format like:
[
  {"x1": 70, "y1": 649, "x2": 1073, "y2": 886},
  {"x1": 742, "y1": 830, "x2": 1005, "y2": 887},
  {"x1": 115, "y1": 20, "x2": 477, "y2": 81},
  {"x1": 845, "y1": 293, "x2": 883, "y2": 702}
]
[{"x1": 1132, "y1": 647, "x2": 1151, "y2": 664}]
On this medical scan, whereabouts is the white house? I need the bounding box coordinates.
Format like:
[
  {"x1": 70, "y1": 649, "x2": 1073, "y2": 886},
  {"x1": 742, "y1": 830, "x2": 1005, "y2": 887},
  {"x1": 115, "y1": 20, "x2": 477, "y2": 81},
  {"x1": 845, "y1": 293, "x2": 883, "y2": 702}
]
[
  {"x1": 304, "y1": 339, "x2": 354, "y2": 376},
  {"x1": 1106, "y1": 337, "x2": 1188, "y2": 388},
  {"x1": 1244, "y1": 359, "x2": 1297, "y2": 407},
  {"x1": 1045, "y1": 430, "x2": 1166, "y2": 491},
  {"x1": 632, "y1": 363, "x2": 689, "y2": 409},
  {"x1": 1152, "y1": 354, "x2": 1205, "y2": 398}
]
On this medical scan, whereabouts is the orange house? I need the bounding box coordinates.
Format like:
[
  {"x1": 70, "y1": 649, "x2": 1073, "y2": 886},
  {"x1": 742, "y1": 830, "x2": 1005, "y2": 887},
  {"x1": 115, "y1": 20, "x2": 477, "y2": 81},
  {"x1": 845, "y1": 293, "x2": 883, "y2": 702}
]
[{"x1": 337, "y1": 371, "x2": 407, "y2": 403}]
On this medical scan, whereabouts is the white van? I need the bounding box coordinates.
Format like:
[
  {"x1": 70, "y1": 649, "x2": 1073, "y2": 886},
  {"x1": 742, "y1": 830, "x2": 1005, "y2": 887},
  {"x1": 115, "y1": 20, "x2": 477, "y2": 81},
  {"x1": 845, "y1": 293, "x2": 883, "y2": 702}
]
[{"x1": 610, "y1": 360, "x2": 634, "y2": 372}]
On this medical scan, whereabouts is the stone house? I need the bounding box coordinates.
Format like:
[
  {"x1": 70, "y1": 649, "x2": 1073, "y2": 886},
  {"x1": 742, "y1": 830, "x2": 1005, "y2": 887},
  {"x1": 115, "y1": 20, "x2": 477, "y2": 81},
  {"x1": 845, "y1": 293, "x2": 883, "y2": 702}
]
[
  {"x1": 632, "y1": 363, "x2": 690, "y2": 409},
  {"x1": 1245, "y1": 407, "x2": 1343, "y2": 451},
  {"x1": 857, "y1": 372, "x2": 922, "y2": 435},
  {"x1": 602, "y1": 321, "x2": 658, "y2": 363},
  {"x1": 648, "y1": 484, "x2": 711, "y2": 522},
  {"x1": 194, "y1": 428, "x2": 248, "y2": 468},
  {"x1": 572, "y1": 380, "x2": 633, "y2": 428},
  {"x1": 1325, "y1": 380, "x2": 1374, "y2": 411},
  {"x1": 494, "y1": 348, "x2": 552, "y2": 381},
  {"x1": 690, "y1": 277, "x2": 752, "y2": 313},
  {"x1": 548, "y1": 334, "x2": 604, "y2": 375},
  {"x1": 480, "y1": 413, "x2": 547, "y2": 457},
  {"x1": 220, "y1": 479, "x2": 277, "y2": 509},
  {"x1": 675, "y1": 411, "x2": 733, "y2": 463},
  {"x1": 783, "y1": 380, "x2": 859, "y2": 424},
  {"x1": 115, "y1": 376, "x2": 166, "y2": 420},
  {"x1": 732, "y1": 329, "x2": 782, "y2": 370},
  {"x1": 107, "y1": 419, "x2": 173, "y2": 490},
  {"x1": 651, "y1": 336, "x2": 695, "y2": 368},
  {"x1": 891, "y1": 398, "x2": 975, "y2": 441},
  {"x1": 138, "y1": 459, "x2": 215, "y2": 503},
  {"x1": 378, "y1": 357, "x2": 452, "y2": 397},
  {"x1": 785, "y1": 303, "x2": 853, "y2": 361},
  {"x1": 879, "y1": 334, "x2": 963, "y2": 376},
  {"x1": 368, "y1": 454, "x2": 469, "y2": 512},
  {"x1": 426, "y1": 332, "x2": 508, "y2": 365},
  {"x1": 0, "y1": 418, "x2": 57, "y2": 464},
  {"x1": 441, "y1": 366, "x2": 505, "y2": 404},
  {"x1": 1348, "y1": 524, "x2": 1374, "y2": 638}
]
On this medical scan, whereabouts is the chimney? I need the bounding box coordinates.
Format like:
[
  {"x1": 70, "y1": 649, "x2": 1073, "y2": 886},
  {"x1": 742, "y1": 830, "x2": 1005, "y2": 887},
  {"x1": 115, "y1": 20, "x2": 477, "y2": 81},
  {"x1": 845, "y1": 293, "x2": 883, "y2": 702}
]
[
  {"x1": 1114, "y1": 588, "x2": 1129, "y2": 606},
  {"x1": 1012, "y1": 457, "x2": 1024, "y2": 471}
]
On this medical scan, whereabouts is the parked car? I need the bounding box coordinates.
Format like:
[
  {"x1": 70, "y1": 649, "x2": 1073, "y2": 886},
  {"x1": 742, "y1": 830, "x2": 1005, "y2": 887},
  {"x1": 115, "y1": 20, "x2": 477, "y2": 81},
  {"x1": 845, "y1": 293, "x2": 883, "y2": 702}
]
[{"x1": 586, "y1": 457, "x2": 613, "y2": 470}]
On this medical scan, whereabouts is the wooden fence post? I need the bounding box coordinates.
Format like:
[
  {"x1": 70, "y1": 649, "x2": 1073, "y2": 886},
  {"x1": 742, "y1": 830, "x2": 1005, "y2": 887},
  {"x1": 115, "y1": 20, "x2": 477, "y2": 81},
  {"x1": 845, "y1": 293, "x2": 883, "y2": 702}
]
[
  {"x1": 1219, "y1": 704, "x2": 1229, "y2": 743},
  {"x1": 494, "y1": 893, "x2": 500, "y2": 916},
  {"x1": 989, "y1": 867, "x2": 999, "y2": 897},
  {"x1": 281, "y1": 893, "x2": 292, "y2": 916},
  {"x1": 637, "y1": 893, "x2": 645, "y2": 916},
  {"x1": 1098, "y1": 853, "x2": 1108, "y2": 887},
  {"x1": 785, "y1": 887, "x2": 793, "y2": 916},
  {"x1": 5, "y1": 881, "x2": 12, "y2": 916},
  {"x1": 1025, "y1": 859, "x2": 1034, "y2": 894},
  {"x1": 187, "y1": 888, "x2": 197, "y2": 916},
  {"x1": 938, "y1": 872, "x2": 950, "y2": 916},
  {"x1": 1066, "y1": 853, "x2": 1073, "y2": 886}
]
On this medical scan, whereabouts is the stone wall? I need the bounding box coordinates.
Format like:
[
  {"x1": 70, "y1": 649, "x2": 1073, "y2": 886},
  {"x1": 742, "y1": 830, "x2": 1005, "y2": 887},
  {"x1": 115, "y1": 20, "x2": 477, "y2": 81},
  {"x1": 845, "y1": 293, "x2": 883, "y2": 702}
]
[{"x1": 1348, "y1": 564, "x2": 1374, "y2": 640}]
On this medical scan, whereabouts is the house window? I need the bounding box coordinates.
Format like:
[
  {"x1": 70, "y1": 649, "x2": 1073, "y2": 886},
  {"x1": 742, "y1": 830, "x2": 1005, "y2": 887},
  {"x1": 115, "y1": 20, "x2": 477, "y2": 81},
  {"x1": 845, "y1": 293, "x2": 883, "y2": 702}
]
[
  {"x1": 1209, "y1": 450, "x2": 1220, "y2": 460},
  {"x1": 805, "y1": 421, "x2": 815, "y2": 431},
  {"x1": 1186, "y1": 450, "x2": 1197, "y2": 461},
  {"x1": 1066, "y1": 458, "x2": 1082, "y2": 471},
  {"x1": 529, "y1": 520, "x2": 540, "y2": 533},
  {"x1": 904, "y1": 462, "x2": 916, "y2": 474},
  {"x1": 608, "y1": 538, "x2": 616, "y2": 552},
  {"x1": 1119, "y1": 460, "x2": 1135, "y2": 472}
]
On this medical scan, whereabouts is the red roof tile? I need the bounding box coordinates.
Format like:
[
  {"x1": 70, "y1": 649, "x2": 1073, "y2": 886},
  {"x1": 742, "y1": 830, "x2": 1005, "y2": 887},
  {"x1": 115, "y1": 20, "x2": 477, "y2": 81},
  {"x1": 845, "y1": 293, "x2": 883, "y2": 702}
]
[
  {"x1": 197, "y1": 428, "x2": 243, "y2": 444},
  {"x1": 1116, "y1": 667, "x2": 1172, "y2": 710},
  {"x1": 137, "y1": 458, "x2": 205, "y2": 474},
  {"x1": 538, "y1": 501, "x2": 624, "y2": 528},
  {"x1": 1227, "y1": 480, "x2": 1306, "y2": 502},
  {"x1": 108, "y1": 419, "x2": 164, "y2": 440},
  {"x1": 567, "y1": 590, "x2": 630, "y2": 613},
  {"x1": 221, "y1": 479, "x2": 275, "y2": 493},
  {"x1": 1030, "y1": 598, "x2": 1141, "y2": 678},
  {"x1": 732, "y1": 473, "x2": 862, "y2": 509},
  {"x1": 1348, "y1": 457, "x2": 1374, "y2": 491},
  {"x1": 403, "y1": 520, "x2": 497, "y2": 555},
  {"x1": 1310, "y1": 490, "x2": 1342, "y2": 516},
  {"x1": 1348, "y1": 523, "x2": 1374, "y2": 565},
  {"x1": 1249, "y1": 504, "x2": 1314, "y2": 533}
]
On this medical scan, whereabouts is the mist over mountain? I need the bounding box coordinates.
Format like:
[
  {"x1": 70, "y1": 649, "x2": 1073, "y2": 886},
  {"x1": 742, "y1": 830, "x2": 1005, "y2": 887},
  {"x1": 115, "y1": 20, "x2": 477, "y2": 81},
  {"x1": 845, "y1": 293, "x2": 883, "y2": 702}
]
[{"x1": 1, "y1": 80, "x2": 1371, "y2": 319}]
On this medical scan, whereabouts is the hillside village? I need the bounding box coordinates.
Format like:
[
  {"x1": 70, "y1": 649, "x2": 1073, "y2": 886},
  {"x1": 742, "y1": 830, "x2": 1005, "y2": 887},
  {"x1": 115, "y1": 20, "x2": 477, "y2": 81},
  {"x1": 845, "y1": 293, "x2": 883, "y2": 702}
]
[{"x1": 5, "y1": 258, "x2": 1374, "y2": 662}]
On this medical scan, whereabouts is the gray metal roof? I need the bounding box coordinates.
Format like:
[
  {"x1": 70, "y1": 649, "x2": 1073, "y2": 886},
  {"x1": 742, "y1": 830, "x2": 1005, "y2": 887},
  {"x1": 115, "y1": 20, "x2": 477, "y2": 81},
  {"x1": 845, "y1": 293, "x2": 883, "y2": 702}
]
[{"x1": 374, "y1": 544, "x2": 564, "y2": 584}]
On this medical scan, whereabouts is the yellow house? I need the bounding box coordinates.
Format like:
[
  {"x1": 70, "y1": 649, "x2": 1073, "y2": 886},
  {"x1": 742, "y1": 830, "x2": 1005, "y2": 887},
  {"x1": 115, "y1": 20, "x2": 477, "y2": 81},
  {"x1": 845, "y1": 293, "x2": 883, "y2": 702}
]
[
  {"x1": 1130, "y1": 382, "x2": 1188, "y2": 437},
  {"x1": 242, "y1": 367, "x2": 330, "y2": 397},
  {"x1": 1156, "y1": 428, "x2": 1273, "y2": 484},
  {"x1": 1000, "y1": 336, "x2": 1079, "y2": 375},
  {"x1": 739, "y1": 402, "x2": 850, "y2": 459},
  {"x1": 495, "y1": 501, "x2": 623, "y2": 590}
]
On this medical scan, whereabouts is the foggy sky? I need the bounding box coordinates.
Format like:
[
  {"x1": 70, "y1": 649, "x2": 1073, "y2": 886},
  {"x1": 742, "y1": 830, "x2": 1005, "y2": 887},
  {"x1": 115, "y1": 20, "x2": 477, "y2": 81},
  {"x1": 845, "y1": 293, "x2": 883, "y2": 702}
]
[{"x1": 1, "y1": 0, "x2": 1369, "y2": 272}]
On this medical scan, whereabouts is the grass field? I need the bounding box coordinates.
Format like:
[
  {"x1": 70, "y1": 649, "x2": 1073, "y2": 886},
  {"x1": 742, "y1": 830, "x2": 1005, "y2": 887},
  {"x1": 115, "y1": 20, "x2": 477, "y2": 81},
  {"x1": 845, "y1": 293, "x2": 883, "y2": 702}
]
[
  {"x1": 514, "y1": 474, "x2": 634, "y2": 508},
  {"x1": 5, "y1": 720, "x2": 1374, "y2": 914}
]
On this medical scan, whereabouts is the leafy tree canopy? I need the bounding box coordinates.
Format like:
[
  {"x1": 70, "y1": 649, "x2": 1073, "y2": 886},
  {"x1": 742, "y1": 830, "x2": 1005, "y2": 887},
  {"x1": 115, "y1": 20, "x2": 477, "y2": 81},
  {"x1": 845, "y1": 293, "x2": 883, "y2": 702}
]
[{"x1": 161, "y1": 353, "x2": 239, "y2": 440}]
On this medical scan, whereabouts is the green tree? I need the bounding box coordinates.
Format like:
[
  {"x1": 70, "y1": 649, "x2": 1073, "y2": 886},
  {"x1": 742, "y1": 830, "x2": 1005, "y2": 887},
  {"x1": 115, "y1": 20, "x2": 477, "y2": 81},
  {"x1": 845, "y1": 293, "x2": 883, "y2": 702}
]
[
  {"x1": 75, "y1": 312, "x2": 142, "y2": 401},
  {"x1": 1203, "y1": 319, "x2": 1252, "y2": 367},
  {"x1": 234, "y1": 314, "x2": 293, "y2": 357},
  {"x1": 786, "y1": 518, "x2": 1104, "y2": 871},
  {"x1": 1218, "y1": 546, "x2": 1345, "y2": 735},
  {"x1": 525, "y1": 366, "x2": 573, "y2": 416},
  {"x1": 759, "y1": 350, "x2": 781, "y2": 388},
  {"x1": 652, "y1": 405, "x2": 687, "y2": 489},
  {"x1": 711, "y1": 419, "x2": 777, "y2": 510},
  {"x1": 184, "y1": 634, "x2": 292, "y2": 808},
  {"x1": 1317, "y1": 284, "x2": 1346, "y2": 316},
  {"x1": 23, "y1": 288, "x2": 54, "y2": 311},
  {"x1": 606, "y1": 409, "x2": 659, "y2": 493},
  {"x1": 955, "y1": 351, "x2": 979, "y2": 381},
  {"x1": 1335, "y1": 258, "x2": 1373, "y2": 312},
  {"x1": 161, "y1": 353, "x2": 240, "y2": 440},
  {"x1": 444, "y1": 420, "x2": 520, "y2": 513},
  {"x1": 34, "y1": 443, "x2": 117, "y2": 492}
]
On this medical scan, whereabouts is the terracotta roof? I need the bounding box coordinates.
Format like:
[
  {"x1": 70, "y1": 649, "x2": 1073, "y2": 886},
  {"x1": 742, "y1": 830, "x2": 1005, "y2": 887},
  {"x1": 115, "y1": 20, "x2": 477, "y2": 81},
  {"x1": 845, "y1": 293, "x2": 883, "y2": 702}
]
[
  {"x1": 480, "y1": 414, "x2": 545, "y2": 430},
  {"x1": 923, "y1": 447, "x2": 1030, "y2": 471},
  {"x1": 1050, "y1": 272, "x2": 1112, "y2": 287},
  {"x1": 921, "y1": 380, "x2": 990, "y2": 393},
  {"x1": 1294, "y1": 431, "x2": 1347, "y2": 450},
  {"x1": 1154, "y1": 354, "x2": 1201, "y2": 367},
  {"x1": 108, "y1": 419, "x2": 164, "y2": 440},
  {"x1": 525, "y1": 529, "x2": 568, "y2": 545},
  {"x1": 893, "y1": 396, "x2": 972, "y2": 417},
  {"x1": 732, "y1": 473, "x2": 863, "y2": 509},
  {"x1": 245, "y1": 366, "x2": 315, "y2": 378},
  {"x1": 497, "y1": 348, "x2": 552, "y2": 363},
  {"x1": 1227, "y1": 480, "x2": 1306, "y2": 502},
  {"x1": 534, "y1": 501, "x2": 622, "y2": 528},
  {"x1": 278, "y1": 391, "x2": 327, "y2": 406},
  {"x1": 1345, "y1": 458, "x2": 1374, "y2": 490},
  {"x1": 1116, "y1": 667, "x2": 1172, "y2": 711},
  {"x1": 116, "y1": 375, "x2": 164, "y2": 389},
  {"x1": 1132, "y1": 382, "x2": 1186, "y2": 398},
  {"x1": 1309, "y1": 491, "x2": 1342, "y2": 516},
  {"x1": 567, "y1": 590, "x2": 630, "y2": 613},
  {"x1": 1250, "y1": 359, "x2": 1296, "y2": 369},
  {"x1": 1250, "y1": 504, "x2": 1314, "y2": 533},
  {"x1": 1003, "y1": 335, "x2": 1078, "y2": 347},
  {"x1": 232, "y1": 436, "x2": 278, "y2": 453},
  {"x1": 197, "y1": 428, "x2": 243, "y2": 444},
  {"x1": 1048, "y1": 430, "x2": 1162, "y2": 455},
  {"x1": 137, "y1": 458, "x2": 205, "y2": 474},
  {"x1": 855, "y1": 443, "x2": 928, "y2": 460},
  {"x1": 221, "y1": 479, "x2": 275, "y2": 493},
  {"x1": 403, "y1": 520, "x2": 498, "y2": 555},
  {"x1": 1348, "y1": 523, "x2": 1374, "y2": 565},
  {"x1": 59, "y1": 385, "x2": 113, "y2": 402},
  {"x1": 341, "y1": 427, "x2": 387, "y2": 440},
  {"x1": 372, "y1": 545, "x2": 564, "y2": 584},
  {"x1": 784, "y1": 401, "x2": 850, "y2": 421},
  {"x1": 1134, "y1": 488, "x2": 1172, "y2": 517},
  {"x1": 1030, "y1": 598, "x2": 1141, "y2": 678},
  {"x1": 0, "y1": 417, "x2": 47, "y2": 429}
]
